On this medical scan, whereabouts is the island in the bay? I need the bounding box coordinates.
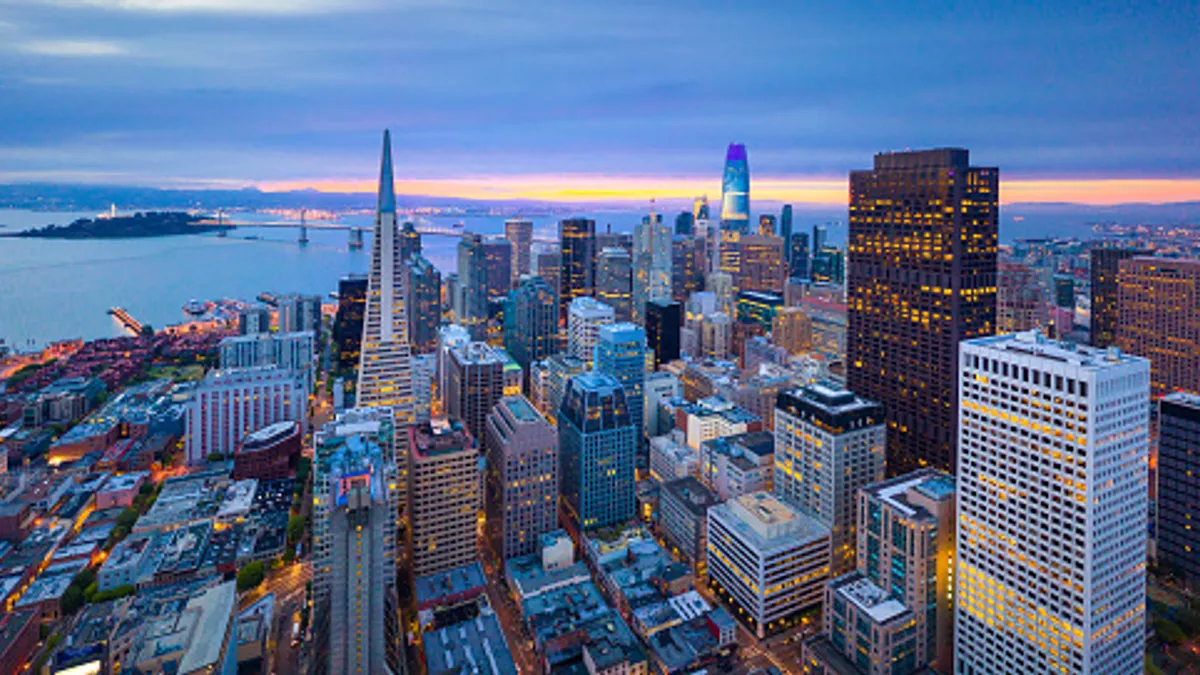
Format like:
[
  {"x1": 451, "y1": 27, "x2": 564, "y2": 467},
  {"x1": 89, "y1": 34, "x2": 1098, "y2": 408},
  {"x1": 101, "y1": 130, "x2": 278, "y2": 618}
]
[{"x1": 4, "y1": 211, "x2": 232, "y2": 239}]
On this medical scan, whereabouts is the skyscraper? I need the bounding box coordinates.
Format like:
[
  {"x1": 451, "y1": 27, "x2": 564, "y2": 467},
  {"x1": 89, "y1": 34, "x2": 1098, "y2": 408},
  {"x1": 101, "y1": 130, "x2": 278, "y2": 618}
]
[
  {"x1": 774, "y1": 382, "x2": 886, "y2": 575},
  {"x1": 1090, "y1": 245, "x2": 1151, "y2": 348},
  {"x1": 567, "y1": 296, "x2": 615, "y2": 367},
  {"x1": 671, "y1": 235, "x2": 703, "y2": 304},
  {"x1": 503, "y1": 275, "x2": 559, "y2": 389},
  {"x1": 408, "y1": 419, "x2": 482, "y2": 577},
  {"x1": 1117, "y1": 256, "x2": 1200, "y2": 397},
  {"x1": 997, "y1": 261, "x2": 1046, "y2": 334},
  {"x1": 594, "y1": 323, "x2": 648, "y2": 454},
  {"x1": 533, "y1": 245, "x2": 562, "y2": 308},
  {"x1": 443, "y1": 341, "x2": 507, "y2": 443},
  {"x1": 694, "y1": 195, "x2": 710, "y2": 221},
  {"x1": 313, "y1": 409, "x2": 401, "y2": 675},
  {"x1": 186, "y1": 366, "x2": 307, "y2": 463},
  {"x1": 674, "y1": 210, "x2": 694, "y2": 236},
  {"x1": 771, "y1": 306, "x2": 812, "y2": 355},
  {"x1": 505, "y1": 219, "x2": 534, "y2": 285},
  {"x1": 788, "y1": 232, "x2": 810, "y2": 280},
  {"x1": 559, "y1": 372, "x2": 636, "y2": 531},
  {"x1": 484, "y1": 395, "x2": 559, "y2": 560},
  {"x1": 758, "y1": 214, "x2": 776, "y2": 236},
  {"x1": 596, "y1": 246, "x2": 633, "y2": 322},
  {"x1": 559, "y1": 218, "x2": 596, "y2": 322},
  {"x1": 720, "y1": 143, "x2": 750, "y2": 234},
  {"x1": 736, "y1": 233, "x2": 786, "y2": 294},
  {"x1": 407, "y1": 254, "x2": 441, "y2": 355},
  {"x1": 1158, "y1": 392, "x2": 1200, "y2": 585},
  {"x1": 632, "y1": 206, "x2": 673, "y2": 325},
  {"x1": 812, "y1": 224, "x2": 827, "y2": 254},
  {"x1": 955, "y1": 332, "x2": 1149, "y2": 674},
  {"x1": 780, "y1": 204, "x2": 794, "y2": 267},
  {"x1": 847, "y1": 148, "x2": 998, "y2": 474},
  {"x1": 400, "y1": 220, "x2": 421, "y2": 262},
  {"x1": 335, "y1": 274, "x2": 367, "y2": 370},
  {"x1": 484, "y1": 236, "x2": 514, "y2": 299},
  {"x1": 455, "y1": 233, "x2": 489, "y2": 339},
  {"x1": 645, "y1": 299, "x2": 682, "y2": 367},
  {"x1": 356, "y1": 131, "x2": 418, "y2": 509},
  {"x1": 279, "y1": 294, "x2": 322, "y2": 335}
]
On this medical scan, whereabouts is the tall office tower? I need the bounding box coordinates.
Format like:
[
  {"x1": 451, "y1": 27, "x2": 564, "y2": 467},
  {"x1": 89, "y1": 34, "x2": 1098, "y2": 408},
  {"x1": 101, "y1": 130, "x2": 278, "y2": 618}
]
[
  {"x1": 1053, "y1": 274, "x2": 1075, "y2": 310},
  {"x1": 503, "y1": 276, "x2": 559, "y2": 389},
  {"x1": 533, "y1": 245, "x2": 562, "y2": 305},
  {"x1": 505, "y1": 219, "x2": 534, "y2": 284},
  {"x1": 671, "y1": 236, "x2": 704, "y2": 304},
  {"x1": 400, "y1": 220, "x2": 422, "y2": 262},
  {"x1": 675, "y1": 210, "x2": 694, "y2": 236},
  {"x1": 1090, "y1": 245, "x2": 1151, "y2": 348},
  {"x1": 408, "y1": 420, "x2": 483, "y2": 577},
  {"x1": 279, "y1": 294, "x2": 322, "y2": 335},
  {"x1": 694, "y1": 195, "x2": 710, "y2": 221},
  {"x1": 720, "y1": 143, "x2": 750, "y2": 234},
  {"x1": 186, "y1": 366, "x2": 306, "y2": 463},
  {"x1": 997, "y1": 261, "x2": 1046, "y2": 334},
  {"x1": 455, "y1": 233, "x2": 489, "y2": 338},
  {"x1": 443, "y1": 341, "x2": 506, "y2": 443},
  {"x1": 812, "y1": 224, "x2": 827, "y2": 253},
  {"x1": 567, "y1": 296, "x2": 615, "y2": 367},
  {"x1": 847, "y1": 148, "x2": 998, "y2": 474},
  {"x1": 238, "y1": 305, "x2": 271, "y2": 335},
  {"x1": 484, "y1": 236, "x2": 514, "y2": 299},
  {"x1": 811, "y1": 246, "x2": 846, "y2": 284},
  {"x1": 1117, "y1": 257, "x2": 1200, "y2": 397},
  {"x1": 788, "y1": 232, "x2": 810, "y2": 280},
  {"x1": 804, "y1": 470, "x2": 957, "y2": 674},
  {"x1": 737, "y1": 233, "x2": 786, "y2": 294},
  {"x1": 632, "y1": 206, "x2": 673, "y2": 325},
  {"x1": 407, "y1": 254, "x2": 441, "y2": 355},
  {"x1": 707, "y1": 492, "x2": 831, "y2": 638},
  {"x1": 412, "y1": 353, "x2": 435, "y2": 423},
  {"x1": 707, "y1": 270, "x2": 735, "y2": 315},
  {"x1": 1158, "y1": 392, "x2": 1200, "y2": 585},
  {"x1": 219, "y1": 331, "x2": 316, "y2": 393},
  {"x1": 594, "y1": 323, "x2": 648, "y2": 454},
  {"x1": 559, "y1": 372, "x2": 636, "y2": 531},
  {"x1": 559, "y1": 217, "x2": 596, "y2": 322},
  {"x1": 758, "y1": 214, "x2": 776, "y2": 237},
  {"x1": 313, "y1": 412, "x2": 401, "y2": 675},
  {"x1": 435, "y1": 324, "x2": 471, "y2": 413},
  {"x1": 645, "y1": 299, "x2": 682, "y2": 367},
  {"x1": 956, "y1": 332, "x2": 1150, "y2": 674},
  {"x1": 544, "y1": 353, "x2": 587, "y2": 425},
  {"x1": 356, "y1": 131, "x2": 418, "y2": 506},
  {"x1": 335, "y1": 275, "x2": 368, "y2": 369},
  {"x1": 645, "y1": 371, "x2": 683, "y2": 436},
  {"x1": 484, "y1": 395, "x2": 559, "y2": 560},
  {"x1": 596, "y1": 246, "x2": 634, "y2": 322},
  {"x1": 774, "y1": 382, "x2": 885, "y2": 575},
  {"x1": 771, "y1": 306, "x2": 812, "y2": 355},
  {"x1": 780, "y1": 205, "x2": 793, "y2": 264},
  {"x1": 700, "y1": 313, "x2": 733, "y2": 360}
]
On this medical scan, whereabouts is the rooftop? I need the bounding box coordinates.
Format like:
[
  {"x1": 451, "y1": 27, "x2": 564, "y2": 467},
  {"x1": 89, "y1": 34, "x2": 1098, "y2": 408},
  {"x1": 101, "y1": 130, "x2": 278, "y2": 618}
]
[
  {"x1": 865, "y1": 469, "x2": 955, "y2": 520},
  {"x1": 415, "y1": 562, "x2": 487, "y2": 607},
  {"x1": 712, "y1": 492, "x2": 830, "y2": 553},
  {"x1": 831, "y1": 573, "x2": 912, "y2": 625},
  {"x1": 966, "y1": 330, "x2": 1145, "y2": 369},
  {"x1": 243, "y1": 420, "x2": 299, "y2": 448},
  {"x1": 661, "y1": 477, "x2": 720, "y2": 519},
  {"x1": 425, "y1": 613, "x2": 518, "y2": 675}
]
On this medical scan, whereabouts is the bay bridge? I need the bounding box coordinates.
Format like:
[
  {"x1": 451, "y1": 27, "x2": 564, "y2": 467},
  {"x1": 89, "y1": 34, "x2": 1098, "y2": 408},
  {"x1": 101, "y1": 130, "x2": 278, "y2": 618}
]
[{"x1": 195, "y1": 211, "x2": 555, "y2": 247}]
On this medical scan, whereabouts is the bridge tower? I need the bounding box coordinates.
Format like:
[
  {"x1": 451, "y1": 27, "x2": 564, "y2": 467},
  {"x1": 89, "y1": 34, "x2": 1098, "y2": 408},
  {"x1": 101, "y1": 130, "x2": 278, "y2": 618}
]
[
  {"x1": 298, "y1": 208, "x2": 309, "y2": 245},
  {"x1": 349, "y1": 227, "x2": 365, "y2": 249}
]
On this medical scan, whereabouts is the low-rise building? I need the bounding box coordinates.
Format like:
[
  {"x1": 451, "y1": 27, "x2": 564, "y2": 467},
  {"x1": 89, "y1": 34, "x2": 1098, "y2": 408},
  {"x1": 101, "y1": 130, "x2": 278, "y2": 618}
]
[
  {"x1": 95, "y1": 470, "x2": 148, "y2": 509},
  {"x1": 233, "y1": 420, "x2": 300, "y2": 481},
  {"x1": 657, "y1": 477, "x2": 719, "y2": 577},
  {"x1": 0, "y1": 609, "x2": 38, "y2": 675},
  {"x1": 699, "y1": 431, "x2": 774, "y2": 500},
  {"x1": 648, "y1": 432, "x2": 697, "y2": 482},
  {"x1": 424, "y1": 612, "x2": 518, "y2": 675}
]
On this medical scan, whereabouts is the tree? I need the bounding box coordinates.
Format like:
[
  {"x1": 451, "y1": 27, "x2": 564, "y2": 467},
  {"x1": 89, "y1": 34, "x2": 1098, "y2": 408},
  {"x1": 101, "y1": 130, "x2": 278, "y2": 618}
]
[
  {"x1": 84, "y1": 582, "x2": 98, "y2": 602},
  {"x1": 207, "y1": 452, "x2": 225, "y2": 463},
  {"x1": 139, "y1": 481, "x2": 156, "y2": 496},
  {"x1": 237, "y1": 561, "x2": 266, "y2": 592},
  {"x1": 91, "y1": 585, "x2": 135, "y2": 603},
  {"x1": 60, "y1": 584, "x2": 85, "y2": 615},
  {"x1": 1154, "y1": 617, "x2": 1186, "y2": 645},
  {"x1": 116, "y1": 507, "x2": 139, "y2": 531},
  {"x1": 287, "y1": 515, "x2": 306, "y2": 545}
]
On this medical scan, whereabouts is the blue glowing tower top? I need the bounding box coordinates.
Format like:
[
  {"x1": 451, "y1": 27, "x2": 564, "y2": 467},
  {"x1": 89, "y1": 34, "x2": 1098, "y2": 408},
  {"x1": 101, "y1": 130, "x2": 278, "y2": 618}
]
[{"x1": 720, "y1": 143, "x2": 750, "y2": 233}]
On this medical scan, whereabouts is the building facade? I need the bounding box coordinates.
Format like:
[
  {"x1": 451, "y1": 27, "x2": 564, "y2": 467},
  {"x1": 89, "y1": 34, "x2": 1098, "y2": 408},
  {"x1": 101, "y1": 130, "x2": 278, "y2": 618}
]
[
  {"x1": 407, "y1": 254, "x2": 442, "y2": 355},
  {"x1": 219, "y1": 330, "x2": 315, "y2": 393},
  {"x1": 596, "y1": 246, "x2": 634, "y2": 322},
  {"x1": 559, "y1": 218, "x2": 597, "y2": 323},
  {"x1": 505, "y1": 219, "x2": 534, "y2": 284},
  {"x1": 720, "y1": 143, "x2": 750, "y2": 234},
  {"x1": 504, "y1": 275, "x2": 560, "y2": 390},
  {"x1": 997, "y1": 261, "x2": 1046, "y2": 335},
  {"x1": 334, "y1": 274, "x2": 367, "y2": 369},
  {"x1": 847, "y1": 148, "x2": 998, "y2": 475},
  {"x1": 1090, "y1": 245, "x2": 1151, "y2": 348},
  {"x1": 658, "y1": 476, "x2": 719, "y2": 576},
  {"x1": 645, "y1": 300, "x2": 682, "y2": 368},
  {"x1": 559, "y1": 372, "x2": 637, "y2": 531},
  {"x1": 408, "y1": 420, "x2": 483, "y2": 577},
  {"x1": 955, "y1": 332, "x2": 1149, "y2": 674},
  {"x1": 186, "y1": 366, "x2": 306, "y2": 463},
  {"x1": 443, "y1": 341, "x2": 507, "y2": 443},
  {"x1": 484, "y1": 395, "x2": 559, "y2": 560},
  {"x1": 568, "y1": 296, "x2": 616, "y2": 367},
  {"x1": 1116, "y1": 256, "x2": 1200, "y2": 397},
  {"x1": 1158, "y1": 392, "x2": 1200, "y2": 585},
  {"x1": 594, "y1": 323, "x2": 648, "y2": 453}
]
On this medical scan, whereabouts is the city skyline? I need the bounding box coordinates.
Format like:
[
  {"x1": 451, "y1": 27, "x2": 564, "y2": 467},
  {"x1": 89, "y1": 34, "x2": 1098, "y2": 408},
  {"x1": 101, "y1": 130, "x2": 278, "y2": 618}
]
[{"x1": 1, "y1": 1, "x2": 1197, "y2": 205}]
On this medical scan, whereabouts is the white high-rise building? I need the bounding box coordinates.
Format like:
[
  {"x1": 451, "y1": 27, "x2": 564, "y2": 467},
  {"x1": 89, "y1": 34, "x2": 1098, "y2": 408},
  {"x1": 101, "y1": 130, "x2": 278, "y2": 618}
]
[
  {"x1": 773, "y1": 381, "x2": 886, "y2": 575},
  {"x1": 219, "y1": 330, "x2": 316, "y2": 393},
  {"x1": 955, "y1": 332, "x2": 1149, "y2": 675},
  {"x1": 357, "y1": 130, "x2": 416, "y2": 511},
  {"x1": 186, "y1": 366, "x2": 306, "y2": 463},
  {"x1": 567, "y1": 296, "x2": 614, "y2": 367}
]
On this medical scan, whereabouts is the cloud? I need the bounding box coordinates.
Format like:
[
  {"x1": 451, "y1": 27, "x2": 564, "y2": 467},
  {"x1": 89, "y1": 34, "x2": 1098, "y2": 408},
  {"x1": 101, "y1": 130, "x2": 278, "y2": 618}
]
[
  {"x1": 18, "y1": 39, "x2": 127, "y2": 56},
  {"x1": 29, "y1": 0, "x2": 378, "y2": 15}
]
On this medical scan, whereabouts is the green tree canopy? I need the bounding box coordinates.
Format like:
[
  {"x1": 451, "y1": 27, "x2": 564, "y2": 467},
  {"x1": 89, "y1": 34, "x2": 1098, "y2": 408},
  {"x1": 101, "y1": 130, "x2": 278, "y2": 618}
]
[{"x1": 237, "y1": 561, "x2": 266, "y2": 592}]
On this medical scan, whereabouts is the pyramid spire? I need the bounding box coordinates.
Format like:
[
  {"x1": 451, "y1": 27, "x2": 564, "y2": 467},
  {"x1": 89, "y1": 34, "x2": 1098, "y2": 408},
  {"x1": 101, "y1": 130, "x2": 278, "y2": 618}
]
[{"x1": 378, "y1": 129, "x2": 396, "y2": 214}]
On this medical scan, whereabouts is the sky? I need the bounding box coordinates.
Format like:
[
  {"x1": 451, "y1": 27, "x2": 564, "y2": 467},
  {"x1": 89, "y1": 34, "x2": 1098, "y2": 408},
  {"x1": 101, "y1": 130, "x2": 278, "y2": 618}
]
[{"x1": 0, "y1": 0, "x2": 1198, "y2": 205}]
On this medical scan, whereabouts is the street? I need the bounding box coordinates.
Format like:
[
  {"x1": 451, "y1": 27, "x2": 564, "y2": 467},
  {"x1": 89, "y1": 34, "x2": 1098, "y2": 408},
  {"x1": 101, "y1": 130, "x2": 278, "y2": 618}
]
[{"x1": 480, "y1": 546, "x2": 543, "y2": 675}]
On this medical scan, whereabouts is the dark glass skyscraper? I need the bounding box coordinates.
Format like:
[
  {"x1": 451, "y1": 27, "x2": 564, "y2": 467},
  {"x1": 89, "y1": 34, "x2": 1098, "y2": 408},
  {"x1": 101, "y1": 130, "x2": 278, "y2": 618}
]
[
  {"x1": 400, "y1": 220, "x2": 421, "y2": 261},
  {"x1": 456, "y1": 233, "x2": 489, "y2": 339},
  {"x1": 558, "y1": 372, "x2": 636, "y2": 530},
  {"x1": 645, "y1": 299, "x2": 681, "y2": 367},
  {"x1": 559, "y1": 218, "x2": 596, "y2": 323},
  {"x1": 1090, "y1": 245, "x2": 1150, "y2": 348},
  {"x1": 407, "y1": 254, "x2": 441, "y2": 355},
  {"x1": 780, "y1": 204, "x2": 794, "y2": 267},
  {"x1": 788, "y1": 232, "x2": 810, "y2": 280},
  {"x1": 720, "y1": 143, "x2": 750, "y2": 234},
  {"x1": 675, "y1": 210, "x2": 694, "y2": 236},
  {"x1": 1158, "y1": 393, "x2": 1200, "y2": 585},
  {"x1": 504, "y1": 276, "x2": 559, "y2": 389},
  {"x1": 847, "y1": 148, "x2": 998, "y2": 475},
  {"x1": 334, "y1": 274, "x2": 367, "y2": 369}
]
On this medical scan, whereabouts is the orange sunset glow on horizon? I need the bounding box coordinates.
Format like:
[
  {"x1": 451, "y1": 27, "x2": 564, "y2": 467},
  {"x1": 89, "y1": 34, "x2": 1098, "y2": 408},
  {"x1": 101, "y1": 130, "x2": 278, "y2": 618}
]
[{"x1": 259, "y1": 175, "x2": 1200, "y2": 207}]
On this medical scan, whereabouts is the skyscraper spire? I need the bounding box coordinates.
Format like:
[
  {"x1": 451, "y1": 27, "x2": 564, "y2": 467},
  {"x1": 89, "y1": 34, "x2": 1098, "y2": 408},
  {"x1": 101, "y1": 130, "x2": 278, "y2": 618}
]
[{"x1": 378, "y1": 129, "x2": 396, "y2": 214}]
